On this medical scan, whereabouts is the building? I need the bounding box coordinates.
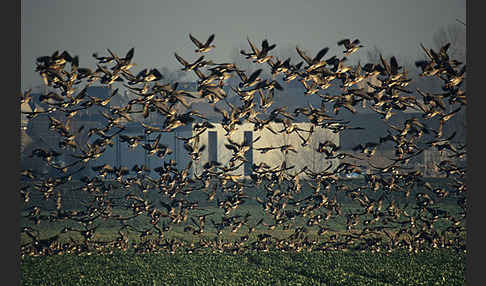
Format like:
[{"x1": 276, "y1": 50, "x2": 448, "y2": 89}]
[
  {"x1": 20, "y1": 101, "x2": 33, "y2": 154},
  {"x1": 191, "y1": 121, "x2": 340, "y2": 178},
  {"x1": 22, "y1": 80, "x2": 464, "y2": 180},
  {"x1": 22, "y1": 85, "x2": 117, "y2": 176}
]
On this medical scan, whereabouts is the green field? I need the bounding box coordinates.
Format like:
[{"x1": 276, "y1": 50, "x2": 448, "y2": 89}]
[
  {"x1": 20, "y1": 177, "x2": 467, "y2": 284},
  {"x1": 20, "y1": 178, "x2": 464, "y2": 240},
  {"x1": 20, "y1": 177, "x2": 466, "y2": 249},
  {"x1": 20, "y1": 249, "x2": 466, "y2": 285}
]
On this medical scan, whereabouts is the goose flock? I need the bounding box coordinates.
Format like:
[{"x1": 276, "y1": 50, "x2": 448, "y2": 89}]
[{"x1": 20, "y1": 33, "x2": 466, "y2": 257}]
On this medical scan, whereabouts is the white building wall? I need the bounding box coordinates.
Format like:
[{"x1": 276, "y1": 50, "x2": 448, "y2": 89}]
[{"x1": 192, "y1": 122, "x2": 340, "y2": 178}]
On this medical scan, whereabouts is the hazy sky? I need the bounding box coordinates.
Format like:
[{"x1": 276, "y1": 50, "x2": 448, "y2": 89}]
[{"x1": 21, "y1": 0, "x2": 466, "y2": 91}]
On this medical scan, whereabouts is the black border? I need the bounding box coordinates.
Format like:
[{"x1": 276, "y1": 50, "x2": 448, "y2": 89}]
[
  {"x1": 465, "y1": 1, "x2": 474, "y2": 285},
  {"x1": 10, "y1": 0, "x2": 21, "y2": 285}
]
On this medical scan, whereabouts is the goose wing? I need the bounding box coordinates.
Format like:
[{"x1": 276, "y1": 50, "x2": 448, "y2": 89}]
[
  {"x1": 296, "y1": 46, "x2": 313, "y2": 65},
  {"x1": 189, "y1": 34, "x2": 203, "y2": 48}
]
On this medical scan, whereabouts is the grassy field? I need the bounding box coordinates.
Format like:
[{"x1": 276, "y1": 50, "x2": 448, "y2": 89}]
[
  {"x1": 20, "y1": 177, "x2": 466, "y2": 246},
  {"x1": 20, "y1": 177, "x2": 467, "y2": 284},
  {"x1": 20, "y1": 249, "x2": 466, "y2": 285}
]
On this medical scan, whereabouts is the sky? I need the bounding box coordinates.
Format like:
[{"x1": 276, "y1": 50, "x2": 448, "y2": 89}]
[{"x1": 21, "y1": 0, "x2": 466, "y2": 91}]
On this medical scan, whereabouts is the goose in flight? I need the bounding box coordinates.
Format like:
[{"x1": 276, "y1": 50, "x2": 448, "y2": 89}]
[
  {"x1": 189, "y1": 33, "x2": 216, "y2": 53},
  {"x1": 337, "y1": 38, "x2": 364, "y2": 56}
]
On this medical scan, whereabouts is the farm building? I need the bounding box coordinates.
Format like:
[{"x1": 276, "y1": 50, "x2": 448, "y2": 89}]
[
  {"x1": 22, "y1": 86, "x2": 120, "y2": 177},
  {"x1": 191, "y1": 121, "x2": 340, "y2": 178},
  {"x1": 21, "y1": 101, "x2": 34, "y2": 154},
  {"x1": 21, "y1": 79, "x2": 464, "y2": 179}
]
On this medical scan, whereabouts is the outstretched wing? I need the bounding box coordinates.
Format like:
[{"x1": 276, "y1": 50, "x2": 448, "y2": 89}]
[
  {"x1": 337, "y1": 39, "x2": 350, "y2": 48},
  {"x1": 247, "y1": 68, "x2": 262, "y2": 83},
  {"x1": 262, "y1": 39, "x2": 276, "y2": 52},
  {"x1": 296, "y1": 46, "x2": 312, "y2": 65},
  {"x1": 189, "y1": 34, "x2": 203, "y2": 48},
  {"x1": 313, "y1": 47, "x2": 329, "y2": 62},
  {"x1": 125, "y1": 47, "x2": 135, "y2": 62},
  {"x1": 380, "y1": 54, "x2": 391, "y2": 75},
  {"x1": 205, "y1": 34, "x2": 215, "y2": 46},
  {"x1": 174, "y1": 52, "x2": 189, "y2": 67},
  {"x1": 247, "y1": 37, "x2": 260, "y2": 55}
]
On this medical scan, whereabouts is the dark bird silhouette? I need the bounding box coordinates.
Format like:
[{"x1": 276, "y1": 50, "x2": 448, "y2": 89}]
[
  {"x1": 296, "y1": 46, "x2": 332, "y2": 72},
  {"x1": 338, "y1": 38, "x2": 364, "y2": 56},
  {"x1": 189, "y1": 33, "x2": 216, "y2": 53},
  {"x1": 174, "y1": 52, "x2": 206, "y2": 71},
  {"x1": 241, "y1": 38, "x2": 276, "y2": 63}
]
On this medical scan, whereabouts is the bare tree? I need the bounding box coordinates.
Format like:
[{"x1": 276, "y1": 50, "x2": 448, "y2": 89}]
[{"x1": 433, "y1": 23, "x2": 466, "y2": 63}]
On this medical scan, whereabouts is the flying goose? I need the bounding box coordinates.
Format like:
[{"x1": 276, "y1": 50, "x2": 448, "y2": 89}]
[{"x1": 189, "y1": 33, "x2": 216, "y2": 53}]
